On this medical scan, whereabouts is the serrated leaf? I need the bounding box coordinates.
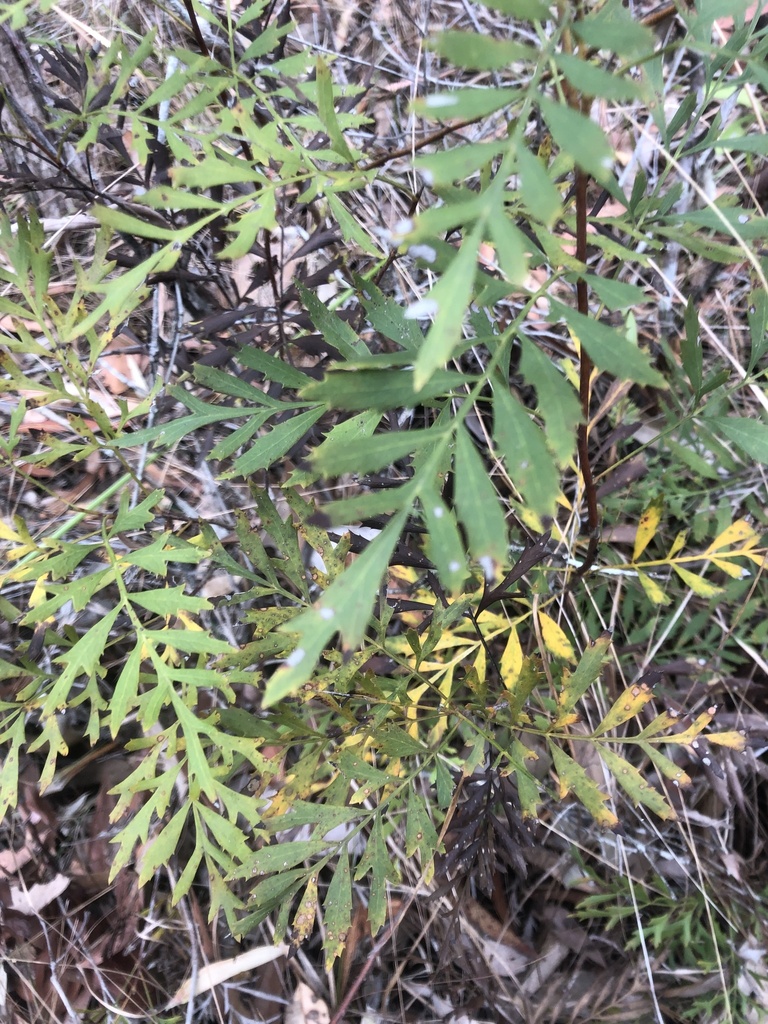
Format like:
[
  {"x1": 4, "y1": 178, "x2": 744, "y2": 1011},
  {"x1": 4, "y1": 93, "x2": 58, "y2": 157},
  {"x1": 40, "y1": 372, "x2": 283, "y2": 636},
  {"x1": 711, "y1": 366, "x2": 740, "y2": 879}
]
[
  {"x1": 573, "y1": 0, "x2": 654, "y2": 57},
  {"x1": 241, "y1": 840, "x2": 330, "y2": 878},
  {"x1": 415, "y1": 87, "x2": 520, "y2": 123},
  {"x1": 599, "y1": 746, "x2": 676, "y2": 820},
  {"x1": 519, "y1": 338, "x2": 581, "y2": 467},
  {"x1": 129, "y1": 586, "x2": 212, "y2": 615},
  {"x1": 311, "y1": 426, "x2": 441, "y2": 477},
  {"x1": 298, "y1": 282, "x2": 367, "y2": 359},
  {"x1": 354, "y1": 816, "x2": 396, "y2": 933},
  {"x1": 324, "y1": 847, "x2": 352, "y2": 966},
  {"x1": 584, "y1": 275, "x2": 647, "y2": 311},
  {"x1": 493, "y1": 386, "x2": 560, "y2": 519},
  {"x1": 416, "y1": 140, "x2": 508, "y2": 187},
  {"x1": 405, "y1": 785, "x2": 440, "y2": 876},
  {"x1": 291, "y1": 874, "x2": 319, "y2": 949},
  {"x1": 112, "y1": 489, "x2": 164, "y2": 533},
  {"x1": 541, "y1": 612, "x2": 577, "y2": 663},
  {"x1": 225, "y1": 407, "x2": 323, "y2": 478},
  {"x1": 555, "y1": 630, "x2": 611, "y2": 722},
  {"x1": 550, "y1": 744, "x2": 619, "y2": 829},
  {"x1": 413, "y1": 223, "x2": 483, "y2": 390},
  {"x1": 266, "y1": 510, "x2": 409, "y2": 703},
  {"x1": 454, "y1": 427, "x2": 508, "y2": 575},
  {"x1": 705, "y1": 416, "x2": 768, "y2": 464},
  {"x1": 550, "y1": 300, "x2": 666, "y2": 387},
  {"x1": 592, "y1": 682, "x2": 655, "y2": 737},
  {"x1": 633, "y1": 496, "x2": 664, "y2": 562},
  {"x1": 138, "y1": 805, "x2": 190, "y2": 887},
  {"x1": 301, "y1": 367, "x2": 469, "y2": 412}
]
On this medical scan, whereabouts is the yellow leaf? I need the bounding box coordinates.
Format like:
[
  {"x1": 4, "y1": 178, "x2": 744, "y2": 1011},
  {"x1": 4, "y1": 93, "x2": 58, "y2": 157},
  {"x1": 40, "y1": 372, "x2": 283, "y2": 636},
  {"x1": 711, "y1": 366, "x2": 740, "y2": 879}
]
[
  {"x1": 633, "y1": 496, "x2": 663, "y2": 562},
  {"x1": 709, "y1": 557, "x2": 746, "y2": 580},
  {"x1": 672, "y1": 564, "x2": 722, "y2": 598},
  {"x1": 668, "y1": 531, "x2": 687, "y2": 558},
  {"x1": 501, "y1": 628, "x2": 523, "y2": 687},
  {"x1": 593, "y1": 681, "x2": 655, "y2": 736},
  {"x1": 705, "y1": 518, "x2": 759, "y2": 554},
  {"x1": 637, "y1": 570, "x2": 670, "y2": 606},
  {"x1": 539, "y1": 612, "x2": 575, "y2": 661},
  {"x1": 0, "y1": 519, "x2": 20, "y2": 542},
  {"x1": 706, "y1": 730, "x2": 747, "y2": 751}
]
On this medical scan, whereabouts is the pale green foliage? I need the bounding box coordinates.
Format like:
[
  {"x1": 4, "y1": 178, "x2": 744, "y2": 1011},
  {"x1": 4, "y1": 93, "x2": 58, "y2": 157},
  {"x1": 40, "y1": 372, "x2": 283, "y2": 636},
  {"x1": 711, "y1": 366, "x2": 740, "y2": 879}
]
[{"x1": 0, "y1": 0, "x2": 767, "y2": 972}]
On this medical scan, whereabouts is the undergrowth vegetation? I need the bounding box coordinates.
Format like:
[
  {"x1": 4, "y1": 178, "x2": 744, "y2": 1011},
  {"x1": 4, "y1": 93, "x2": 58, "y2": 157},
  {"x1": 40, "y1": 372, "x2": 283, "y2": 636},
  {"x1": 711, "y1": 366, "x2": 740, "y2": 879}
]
[{"x1": 1, "y1": 0, "x2": 768, "y2": 1020}]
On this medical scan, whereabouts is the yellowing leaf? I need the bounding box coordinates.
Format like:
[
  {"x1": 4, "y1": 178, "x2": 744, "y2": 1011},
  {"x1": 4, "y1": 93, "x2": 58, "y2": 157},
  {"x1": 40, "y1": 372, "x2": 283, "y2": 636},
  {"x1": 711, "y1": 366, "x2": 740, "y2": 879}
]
[
  {"x1": 668, "y1": 531, "x2": 687, "y2": 558},
  {"x1": 556, "y1": 630, "x2": 612, "y2": 724},
  {"x1": 706, "y1": 730, "x2": 747, "y2": 751},
  {"x1": 291, "y1": 875, "x2": 318, "y2": 950},
  {"x1": 705, "y1": 518, "x2": 759, "y2": 553},
  {"x1": 671, "y1": 564, "x2": 723, "y2": 598},
  {"x1": 592, "y1": 682, "x2": 655, "y2": 737},
  {"x1": 709, "y1": 557, "x2": 748, "y2": 580},
  {"x1": 550, "y1": 744, "x2": 619, "y2": 829},
  {"x1": 539, "y1": 612, "x2": 575, "y2": 661},
  {"x1": 637, "y1": 570, "x2": 670, "y2": 606},
  {"x1": 599, "y1": 746, "x2": 676, "y2": 821},
  {"x1": 633, "y1": 496, "x2": 663, "y2": 562},
  {"x1": 639, "y1": 742, "x2": 691, "y2": 788},
  {"x1": 501, "y1": 628, "x2": 523, "y2": 686}
]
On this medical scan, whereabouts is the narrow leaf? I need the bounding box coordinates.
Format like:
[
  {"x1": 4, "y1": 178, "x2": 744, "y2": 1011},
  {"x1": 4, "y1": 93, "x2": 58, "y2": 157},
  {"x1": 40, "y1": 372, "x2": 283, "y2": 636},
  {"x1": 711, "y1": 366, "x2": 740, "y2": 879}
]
[
  {"x1": 454, "y1": 427, "x2": 508, "y2": 576},
  {"x1": 556, "y1": 630, "x2": 612, "y2": 722}
]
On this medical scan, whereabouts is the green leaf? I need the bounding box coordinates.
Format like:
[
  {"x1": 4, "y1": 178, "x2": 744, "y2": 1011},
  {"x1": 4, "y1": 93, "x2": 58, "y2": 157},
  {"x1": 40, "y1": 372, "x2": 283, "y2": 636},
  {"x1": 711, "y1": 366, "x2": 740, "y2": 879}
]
[
  {"x1": 583, "y1": 275, "x2": 646, "y2": 311},
  {"x1": 44, "y1": 605, "x2": 121, "y2": 715},
  {"x1": 416, "y1": 140, "x2": 508, "y2": 187},
  {"x1": 241, "y1": 840, "x2": 330, "y2": 877},
  {"x1": 414, "y1": 87, "x2": 520, "y2": 123},
  {"x1": 549, "y1": 744, "x2": 619, "y2": 829},
  {"x1": 488, "y1": 215, "x2": 529, "y2": 286},
  {"x1": 237, "y1": 347, "x2": 311, "y2": 390},
  {"x1": 225, "y1": 407, "x2": 323, "y2": 478},
  {"x1": 681, "y1": 298, "x2": 703, "y2": 396},
  {"x1": 747, "y1": 288, "x2": 768, "y2": 373},
  {"x1": 111, "y1": 489, "x2": 164, "y2": 533},
  {"x1": 297, "y1": 283, "x2": 368, "y2": 359},
  {"x1": 405, "y1": 784, "x2": 440, "y2": 871},
  {"x1": 266, "y1": 509, "x2": 409, "y2": 703},
  {"x1": 354, "y1": 816, "x2": 397, "y2": 934},
  {"x1": 599, "y1": 746, "x2": 676, "y2": 820},
  {"x1": 555, "y1": 52, "x2": 641, "y2": 101},
  {"x1": 431, "y1": 30, "x2": 536, "y2": 70},
  {"x1": 128, "y1": 586, "x2": 212, "y2": 615},
  {"x1": 472, "y1": 0, "x2": 549, "y2": 15},
  {"x1": 138, "y1": 805, "x2": 190, "y2": 887},
  {"x1": 311, "y1": 427, "x2": 443, "y2": 477},
  {"x1": 592, "y1": 682, "x2": 655, "y2": 737},
  {"x1": 519, "y1": 338, "x2": 581, "y2": 467},
  {"x1": 421, "y1": 485, "x2": 469, "y2": 594},
  {"x1": 555, "y1": 631, "x2": 612, "y2": 724},
  {"x1": 550, "y1": 300, "x2": 666, "y2": 387},
  {"x1": 316, "y1": 57, "x2": 356, "y2": 161},
  {"x1": 357, "y1": 278, "x2": 423, "y2": 353},
  {"x1": 537, "y1": 95, "x2": 615, "y2": 182},
  {"x1": 705, "y1": 416, "x2": 768, "y2": 464},
  {"x1": 573, "y1": 0, "x2": 654, "y2": 58},
  {"x1": 324, "y1": 847, "x2": 353, "y2": 966},
  {"x1": 515, "y1": 145, "x2": 563, "y2": 227},
  {"x1": 301, "y1": 367, "x2": 469, "y2": 412},
  {"x1": 454, "y1": 427, "x2": 508, "y2": 575},
  {"x1": 493, "y1": 386, "x2": 560, "y2": 520},
  {"x1": 413, "y1": 223, "x2": 483, "y2": 390}
]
